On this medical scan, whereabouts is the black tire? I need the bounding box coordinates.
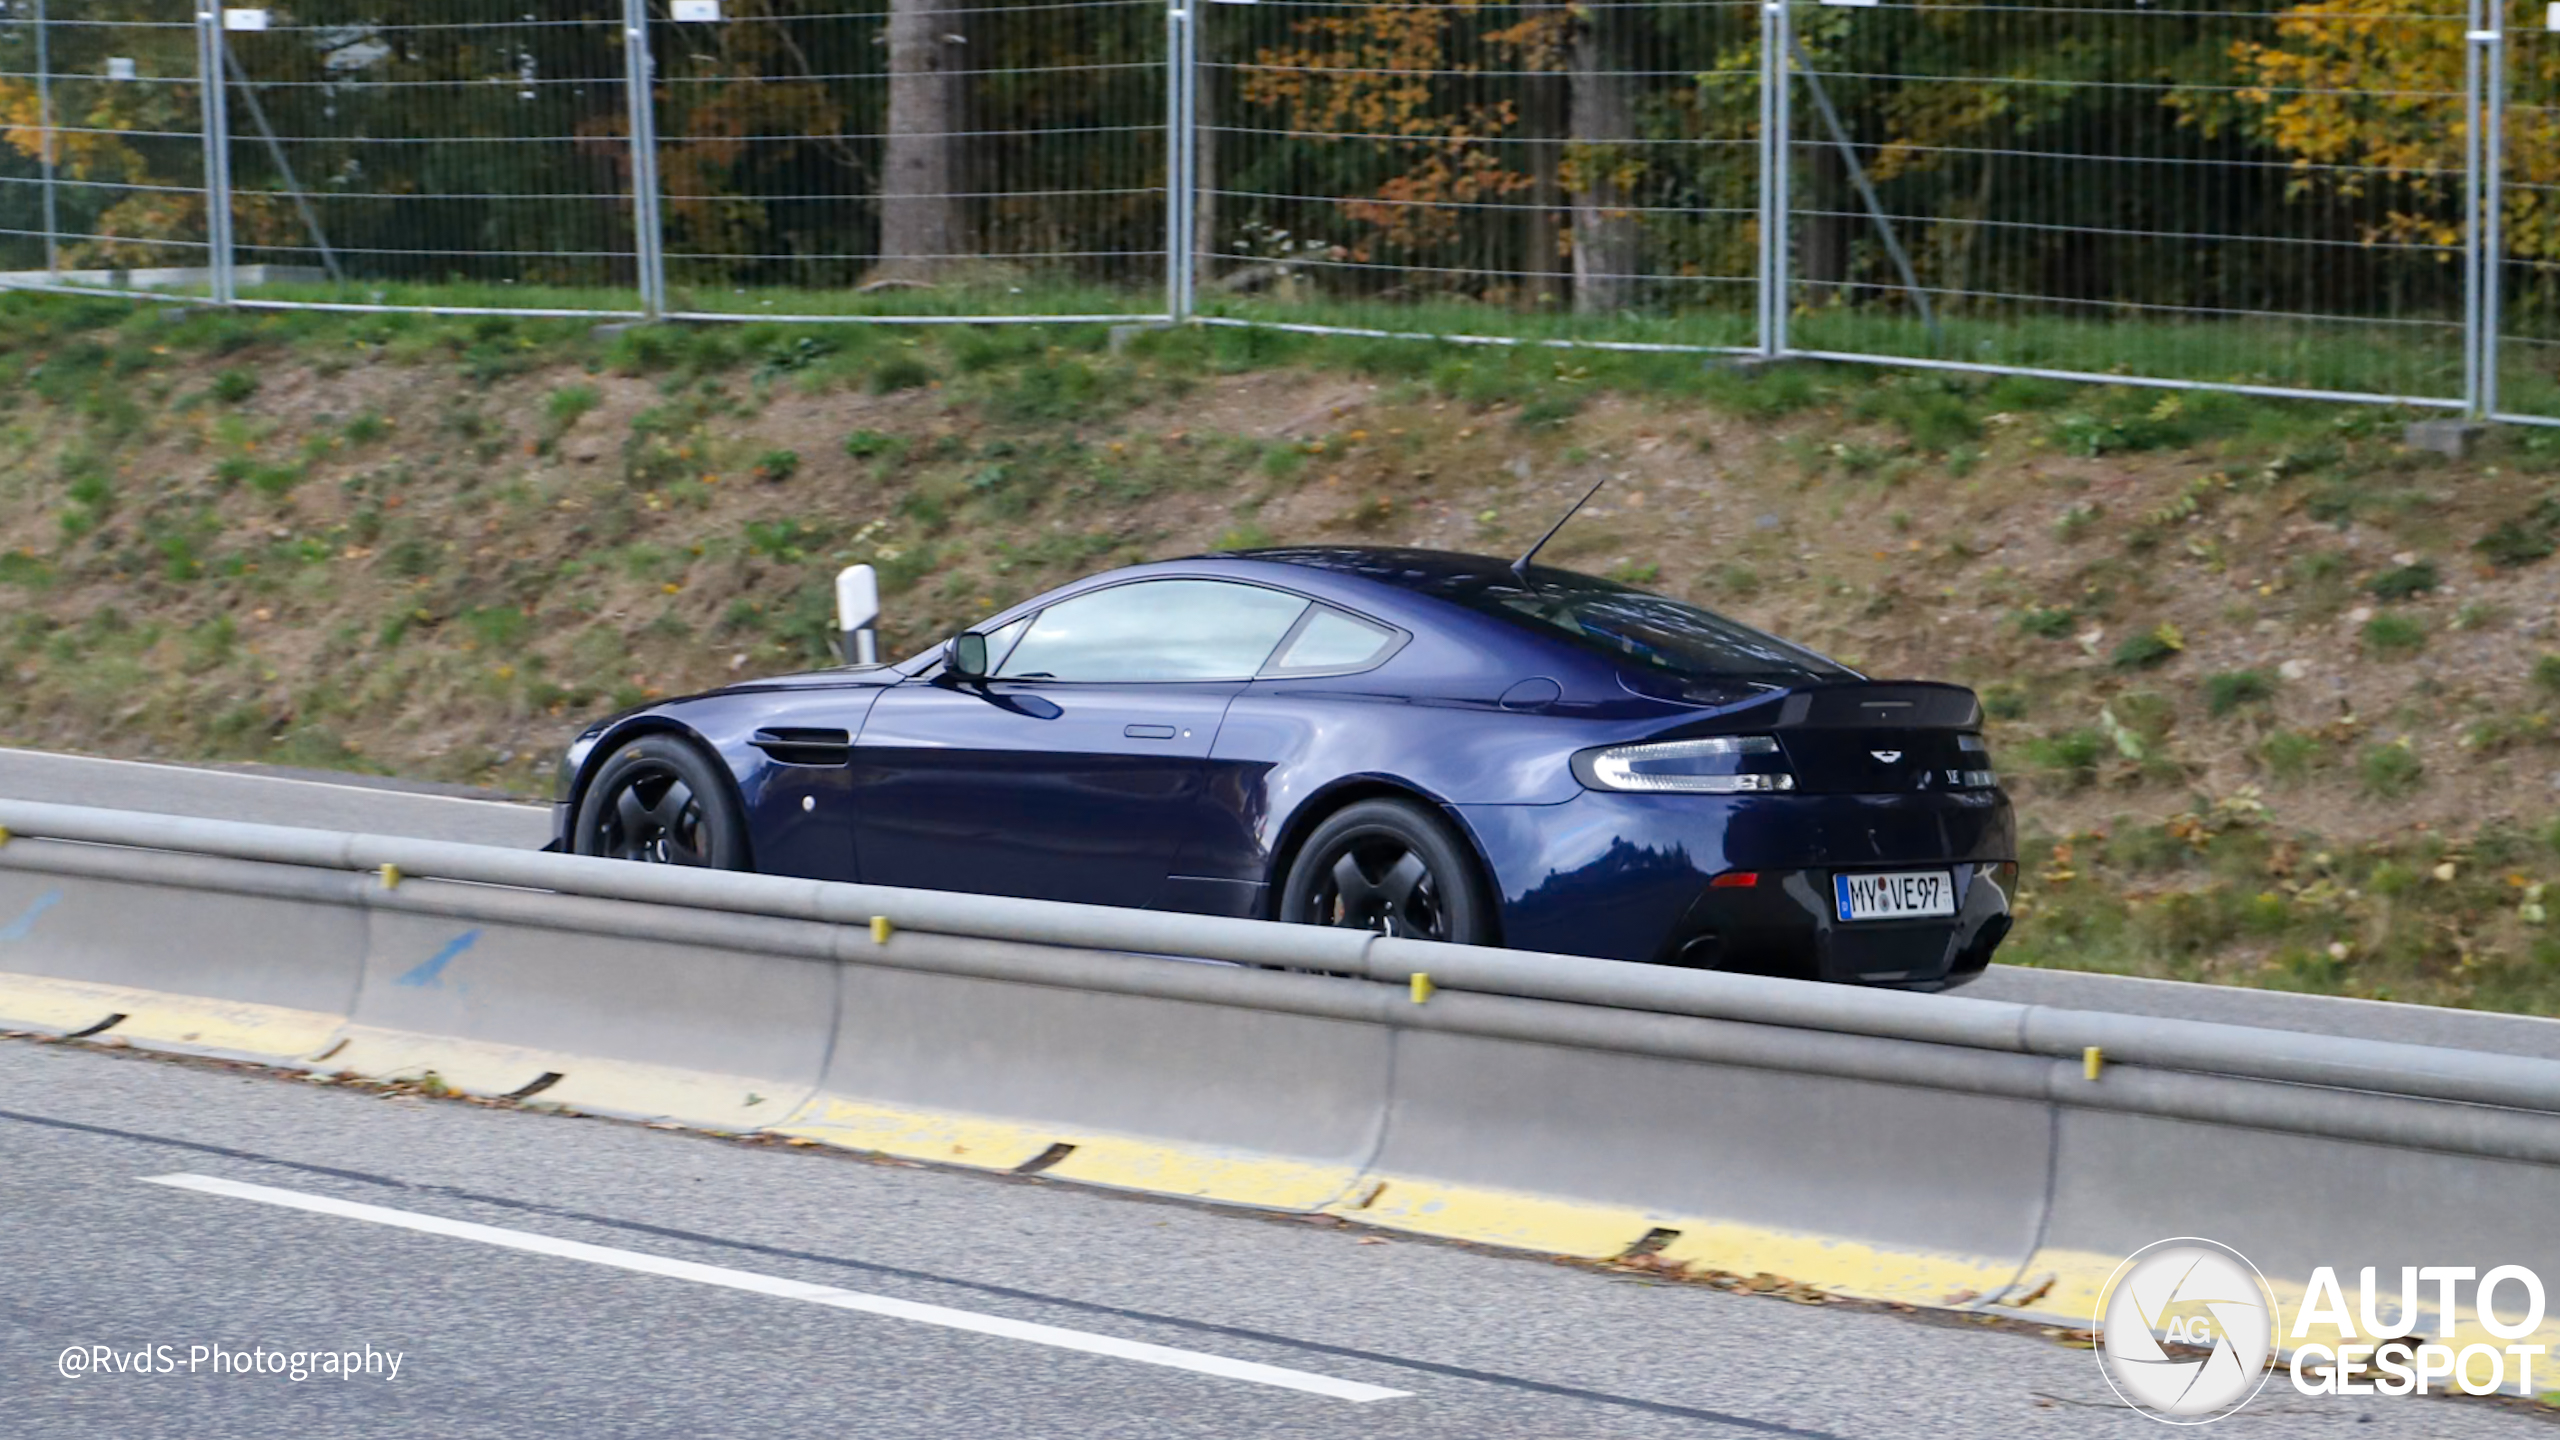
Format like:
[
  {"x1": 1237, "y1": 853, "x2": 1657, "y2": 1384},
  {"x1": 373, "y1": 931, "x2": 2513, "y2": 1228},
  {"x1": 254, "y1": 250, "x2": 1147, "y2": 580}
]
[
  {"x1": 572, "y1": 735, "x2": 750, "y2": 870},
  {"x1": 1279, "y1": 798, "x2": 1492, "y2": 945}
]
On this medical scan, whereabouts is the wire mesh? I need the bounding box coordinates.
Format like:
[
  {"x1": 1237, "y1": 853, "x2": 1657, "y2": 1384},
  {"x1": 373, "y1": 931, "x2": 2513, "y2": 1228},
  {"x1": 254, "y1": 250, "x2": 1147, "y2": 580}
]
[
  {"x1": 0, "y1": 0, "x2": 2543, "y2": 417},
  {"x1": 1196, "y1": 0, "x2": 1765, "y2": 348},
  {"x1": 0, "y1": 0, "x2": 211, "y2": 293},
  {"x1": 218, "y1": 2, "x2": 642, "y2": 312},
  {"x1": 1780, "y1": 0, "x2": 2472, "y2": 404},
  {"x1": 651, "y1": 0, "x2": 1170, "y2": 321},
  {"x1": 2497, "y1": 0, "x2": 2560, "y2": 420}
]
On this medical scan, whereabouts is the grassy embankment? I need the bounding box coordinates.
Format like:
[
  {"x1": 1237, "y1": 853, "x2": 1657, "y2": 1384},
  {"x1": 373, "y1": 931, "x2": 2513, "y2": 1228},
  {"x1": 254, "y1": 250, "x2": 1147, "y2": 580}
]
[{"x1": 0, "y1": 289, "x2": 2554, "y2": 1010}]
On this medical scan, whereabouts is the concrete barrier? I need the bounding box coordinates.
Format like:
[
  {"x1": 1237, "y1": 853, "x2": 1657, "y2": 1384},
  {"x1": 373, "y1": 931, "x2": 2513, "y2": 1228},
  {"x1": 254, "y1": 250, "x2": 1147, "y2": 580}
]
[
  {"x1": 777, "y1": 933, "x2": 1398, "y2": 1210},
  {"x1": 5, "y1": 805, "x2": 2559, "y2": 1378},
  {"x1": 0, "y1": 846, "x2": 364, "y2": 1064},
  {"x1": 338, "y1": 885, "x2": 841, "y2": 1131}
]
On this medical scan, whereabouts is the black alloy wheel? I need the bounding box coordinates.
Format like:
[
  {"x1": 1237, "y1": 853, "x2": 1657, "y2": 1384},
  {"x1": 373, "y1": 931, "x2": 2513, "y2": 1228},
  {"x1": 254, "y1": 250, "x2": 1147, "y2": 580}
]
[
  {"x1": 1282, "y1": 798, "x2": 1491, "y2": 945},
  {"x1": 573, "y1": 735, "x2": 749, "y2": 870}
]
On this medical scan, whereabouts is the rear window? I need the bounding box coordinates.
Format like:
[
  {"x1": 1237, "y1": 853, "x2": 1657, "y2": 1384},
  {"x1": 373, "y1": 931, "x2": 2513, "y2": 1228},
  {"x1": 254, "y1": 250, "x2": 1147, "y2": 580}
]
[{"x1": 1428, "y1": 570, "x2": 1850, "y2": 683}]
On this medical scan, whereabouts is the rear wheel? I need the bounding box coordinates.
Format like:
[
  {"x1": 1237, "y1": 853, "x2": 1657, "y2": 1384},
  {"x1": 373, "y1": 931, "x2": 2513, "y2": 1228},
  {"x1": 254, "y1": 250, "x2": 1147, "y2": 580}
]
[
  {"x1": 573, "y1": 735, "x2": 749, "y2": 870},
  {"x1": 1281, "y1": 798, "x2": 1491, "y2": 945}
]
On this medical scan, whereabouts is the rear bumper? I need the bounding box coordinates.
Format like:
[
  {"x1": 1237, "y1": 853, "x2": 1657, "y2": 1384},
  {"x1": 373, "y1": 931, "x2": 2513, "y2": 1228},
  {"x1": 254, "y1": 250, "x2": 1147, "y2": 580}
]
[{"x1": 1456, "y1": 787, "x2": 2016, "y2": 986}]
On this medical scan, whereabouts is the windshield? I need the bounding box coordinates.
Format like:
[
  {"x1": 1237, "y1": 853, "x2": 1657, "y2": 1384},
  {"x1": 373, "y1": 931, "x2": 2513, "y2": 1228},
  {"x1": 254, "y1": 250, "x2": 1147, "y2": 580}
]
[{"x1": 1432, "y1": 569, "x2": 1852, "y2": 683}]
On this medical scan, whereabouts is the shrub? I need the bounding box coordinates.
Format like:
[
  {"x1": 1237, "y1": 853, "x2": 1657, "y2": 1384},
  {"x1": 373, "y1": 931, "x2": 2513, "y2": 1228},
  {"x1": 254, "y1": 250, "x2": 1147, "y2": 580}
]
[
  {"x1": 2111, "y1": 623, "x2": 2184, "y2": 670},
  {"x1": 2473, "y1": 496, "x2": 2559, "y2": 569},
  {"x1": 2361, "y1": 612, "x2": 2426, "y2": 658},
  {"x1": 1514, "y1": 393, "x2": 1583, "y2": 430},
  {"x1": 844, "y1": 429, "x2": 904, "y2": 460},
  {"x1": 2260, "y1": 729, "x2": 2323, "y2": 784},
  {"x1": 2533, "y1": 654, "x2": 2560, "y2": 696},
  {"x1": 2358, "y1": 741, "x2": 2425, "y2": 799},
  {"x1": 2014, "y1": 605, "x2": 2075, "y2": 640},
  {"x1": 2363, "y1": 560, "x2": 2439, "y2": 602},
  {"x1": 870, "y1": 353, "x2": 936, "y2": 393},
  {"x1": 752, "y1": 448, "x2": 800, "y2": 483},
  {"x1": 210, "y1": 368, "x2": 259, "y2": 404},
  {"x1": 545, "y1": 383, "x2": 601, "y2": 429},
  {"x1": 2203, "y1": 668, "x2": 2276, "y2": 716},
  {"x1": 2024, "y1": 727, "x2": 2107, "y2": 788}
]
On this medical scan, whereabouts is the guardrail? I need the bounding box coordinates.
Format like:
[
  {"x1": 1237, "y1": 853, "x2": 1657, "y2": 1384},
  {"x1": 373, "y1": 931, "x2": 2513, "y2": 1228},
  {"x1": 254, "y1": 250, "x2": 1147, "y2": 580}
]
[
  {"x1": 5, "y1": 800, "x2": 2556, "y2": 1120},
  {"x1": 1, "y1": 798, "x2": 2555, "y2": 1359}
]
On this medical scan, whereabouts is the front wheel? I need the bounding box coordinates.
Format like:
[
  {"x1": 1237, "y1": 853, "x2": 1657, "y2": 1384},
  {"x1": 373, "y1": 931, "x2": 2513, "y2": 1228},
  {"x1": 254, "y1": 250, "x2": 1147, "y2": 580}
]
[
  {"x1": 572, "y1": 735, "x2": 750, "y2": 869},
  {"x1": 1280, "y1": 798, "x2": 1492, "y2": 945}
]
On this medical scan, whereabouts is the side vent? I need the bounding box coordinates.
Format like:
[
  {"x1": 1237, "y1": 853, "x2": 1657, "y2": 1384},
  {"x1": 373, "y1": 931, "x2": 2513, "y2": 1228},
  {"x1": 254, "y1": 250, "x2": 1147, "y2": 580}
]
[{"x1": 748, "y1": 727, "x2": 853, "y2": 767}]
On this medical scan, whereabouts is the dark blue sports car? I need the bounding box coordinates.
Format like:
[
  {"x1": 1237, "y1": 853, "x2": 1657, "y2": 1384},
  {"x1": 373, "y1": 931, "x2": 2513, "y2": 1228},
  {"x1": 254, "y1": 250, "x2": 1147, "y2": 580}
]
[{"x1": 552, "y1": 547, "x2": 2015, "y2": 989}]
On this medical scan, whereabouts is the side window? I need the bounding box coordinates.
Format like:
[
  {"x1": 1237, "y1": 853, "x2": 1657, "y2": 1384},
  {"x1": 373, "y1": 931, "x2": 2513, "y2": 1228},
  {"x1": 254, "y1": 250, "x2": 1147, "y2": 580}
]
[
  {"x1": 1266, "y1": 607, "x2": 1400, "y2": 675},
  {"x1": 996, "y1": 580, "x2": 1309, "y2": 682}
]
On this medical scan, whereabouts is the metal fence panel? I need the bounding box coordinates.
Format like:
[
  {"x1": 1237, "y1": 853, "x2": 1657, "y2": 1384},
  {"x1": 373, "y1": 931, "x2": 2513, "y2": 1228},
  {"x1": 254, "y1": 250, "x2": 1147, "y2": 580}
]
[
  {"x1": 0, "y1": 1, "x2": 211, "y2": 295},
  {"x1": 2, "y1": 0, "x2": 2549, "y2": 422},
  {"x1": 218, "y1": 2, "x2": 643, "y2": 315},
  {"x1": 651, "y1": 0, "x2": 1170, "y2": 323},
  {"x1": 1779, "y1": 0, "x2": 2472, "y2": 407},
  {"x1": 1194, "y1": 0, "x2": 1765, "y2": 350},
  {"x1": 2497, "y1": 1, "x2": 2560, "y2": 422}
]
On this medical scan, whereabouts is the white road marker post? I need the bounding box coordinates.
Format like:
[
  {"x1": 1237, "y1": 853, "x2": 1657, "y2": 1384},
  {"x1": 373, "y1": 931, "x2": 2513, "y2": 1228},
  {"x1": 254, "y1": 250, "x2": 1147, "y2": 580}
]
[{"x1": 835, "y1": 564, "x2": 880, "y2": 666}]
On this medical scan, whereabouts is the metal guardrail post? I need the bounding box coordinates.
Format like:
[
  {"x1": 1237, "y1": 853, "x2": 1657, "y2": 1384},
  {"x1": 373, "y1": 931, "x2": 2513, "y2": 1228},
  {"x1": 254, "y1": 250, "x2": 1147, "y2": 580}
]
[
  {"x1": 623, "y1": 0, "x2": 668, "y2": 319},
  {"x1": 198, "y1": 7, "x2": 238, "y2": 305},
  {"x1": 1166, "y1": 0, "x2": 1198, "y2": 323},
  {"x1": 1757, "y1": 0, "x2": 1791, "y2": 360}
]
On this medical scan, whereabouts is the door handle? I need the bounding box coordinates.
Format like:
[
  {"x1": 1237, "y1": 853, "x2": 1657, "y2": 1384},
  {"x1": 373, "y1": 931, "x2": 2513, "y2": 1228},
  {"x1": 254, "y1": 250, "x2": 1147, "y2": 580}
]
[{"x1": 1123, "y1": 724, "x2": 1177, "y2": 740}]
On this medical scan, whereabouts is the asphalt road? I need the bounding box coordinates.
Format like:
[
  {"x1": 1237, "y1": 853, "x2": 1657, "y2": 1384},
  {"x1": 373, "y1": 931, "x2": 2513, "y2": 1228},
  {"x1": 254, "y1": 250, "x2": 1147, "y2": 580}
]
[
  {"x1": 2, "y1": 1038, "x2": 2543, "y2": 1440},
  {"x1": 0, "y1": 748, "x2": 550, "y2": 849},
  {"x1": 4, "y1": 745, "x2": 2556, "y2": 1059}
]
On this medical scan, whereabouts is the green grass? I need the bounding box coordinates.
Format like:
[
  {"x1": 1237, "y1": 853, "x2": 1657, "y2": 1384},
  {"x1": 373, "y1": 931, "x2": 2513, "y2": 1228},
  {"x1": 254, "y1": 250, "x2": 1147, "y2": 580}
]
[
  {"x1": 2361, "y1": 612, "x2": 2428, "y2": 658},
  {"x1": 2364, "y1": 560, "x2": 2440, "y2": 601},
  {"x1": 2203, "y1": 668, "x2": 2276, "y2": 716}
]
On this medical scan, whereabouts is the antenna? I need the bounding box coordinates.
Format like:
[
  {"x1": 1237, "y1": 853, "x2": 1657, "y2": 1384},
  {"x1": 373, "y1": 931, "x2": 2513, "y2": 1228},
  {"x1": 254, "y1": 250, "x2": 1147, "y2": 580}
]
[{"x1": 1511, "y1": 476, "x2": 1609, "y2": 583}]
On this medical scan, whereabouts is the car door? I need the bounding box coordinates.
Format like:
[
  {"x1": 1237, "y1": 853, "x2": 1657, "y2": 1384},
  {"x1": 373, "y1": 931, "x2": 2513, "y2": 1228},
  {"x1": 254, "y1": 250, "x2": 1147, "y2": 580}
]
[{"x1": 848, "y1": 578, "x2": 1312, "y2": 909}]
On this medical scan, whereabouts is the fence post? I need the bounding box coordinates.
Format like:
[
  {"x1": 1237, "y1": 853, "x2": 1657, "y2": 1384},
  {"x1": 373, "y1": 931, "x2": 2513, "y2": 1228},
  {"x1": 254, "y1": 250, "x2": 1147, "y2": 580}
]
[
  {"x1": 34, "y1": 0, "x2": 57, "y2": 275},
  {"x1": 1167, "y1": 0, "x2": 1198, "y2": 323},
  {"x1": 2462, "y1": 0, "x2": 2488, "y2": 419},
  {"x1": 2478, "y1": 6, "x2": 2506, "y2": 420},
  {"x1": 197, "y1": 7, "x2": 236, "y2": 305},
  {"x1": 1757, "y1": 0, "x2": 1790, "y2": 359},
  {"x1": 623, "y1": 0, "x2": 667, "y2": 318}
]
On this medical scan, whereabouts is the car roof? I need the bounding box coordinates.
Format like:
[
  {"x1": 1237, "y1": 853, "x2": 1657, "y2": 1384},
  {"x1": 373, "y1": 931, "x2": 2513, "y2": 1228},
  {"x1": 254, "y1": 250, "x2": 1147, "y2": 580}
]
[{"x1": 1195, "y1": 545, "x2": 1585, "y2": 594}]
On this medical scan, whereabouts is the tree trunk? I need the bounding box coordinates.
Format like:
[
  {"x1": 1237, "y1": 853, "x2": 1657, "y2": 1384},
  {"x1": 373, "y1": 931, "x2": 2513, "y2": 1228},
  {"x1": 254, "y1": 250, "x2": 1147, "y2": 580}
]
[
  {"x1": 1194, "y1": 30, "x2": 1218, "y2": 280},
  {"x1": 1567, "y1": 5, "x2": 1638, "y2": 314},
  {"x1": 877, "y1": 0, "x2": 968, "y2": 281},
  {"x1": 1524, "y1": 19, "x2": 1566, "y2": 310},
  {"x1": 1796, "y1": 143, "x2": 1849, "y2": 308}
]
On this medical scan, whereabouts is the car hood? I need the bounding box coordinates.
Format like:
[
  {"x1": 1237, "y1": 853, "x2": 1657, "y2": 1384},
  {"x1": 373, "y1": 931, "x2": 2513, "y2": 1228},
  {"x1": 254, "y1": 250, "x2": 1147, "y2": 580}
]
[{"x1": 712, "y1": 663, "x2": 906, "y2": 695}]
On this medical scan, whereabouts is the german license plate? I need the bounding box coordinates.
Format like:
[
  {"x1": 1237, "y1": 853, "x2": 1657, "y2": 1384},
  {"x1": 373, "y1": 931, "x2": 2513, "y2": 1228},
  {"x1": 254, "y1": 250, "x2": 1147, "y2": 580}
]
[{"x1": 1833, "y1": 870, "x2": 1956, "y2": 922}]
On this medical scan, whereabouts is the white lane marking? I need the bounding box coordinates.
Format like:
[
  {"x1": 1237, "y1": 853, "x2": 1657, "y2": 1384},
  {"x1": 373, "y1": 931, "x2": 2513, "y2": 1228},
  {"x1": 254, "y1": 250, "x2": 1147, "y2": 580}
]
[
  {"x1": 0, "y1": 748, "x2": 541, "y2": 814},
  {"x1": 145, "y1": 1173, "x2": 1411, "y2": 1404}
]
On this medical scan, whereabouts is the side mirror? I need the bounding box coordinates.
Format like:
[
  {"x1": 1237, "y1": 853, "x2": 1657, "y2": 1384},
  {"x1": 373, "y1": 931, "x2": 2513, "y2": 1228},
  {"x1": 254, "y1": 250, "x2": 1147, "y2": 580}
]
[{"x1": 946, "y1": 632, "x2": 989, "y2": 679}]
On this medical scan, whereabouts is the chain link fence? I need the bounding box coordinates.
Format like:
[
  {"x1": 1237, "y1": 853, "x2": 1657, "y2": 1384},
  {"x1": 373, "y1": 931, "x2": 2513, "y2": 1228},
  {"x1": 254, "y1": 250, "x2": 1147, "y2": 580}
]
[{"x1": 2, "y1": 0, "x2": 2556, "y2": 418}]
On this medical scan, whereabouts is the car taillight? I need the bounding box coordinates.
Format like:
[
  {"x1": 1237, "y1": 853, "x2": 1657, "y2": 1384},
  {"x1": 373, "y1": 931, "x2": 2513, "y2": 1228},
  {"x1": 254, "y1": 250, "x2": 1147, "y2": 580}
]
[
  {"x1": 1953, "y1": 733, "x2": 1998, "y2": 789},
  {"x1": 1579, "y1": 736, "x2": 1796, "y2": 795}
]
